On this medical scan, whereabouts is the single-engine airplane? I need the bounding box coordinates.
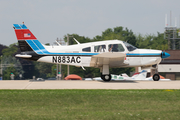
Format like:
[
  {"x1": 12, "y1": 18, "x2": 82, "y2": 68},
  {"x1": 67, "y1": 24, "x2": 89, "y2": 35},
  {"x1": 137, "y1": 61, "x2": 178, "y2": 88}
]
[
  {"x1": 13, "y1": 23, "x2": 170, "y2": 81},
  {"x1": 93, "y1": 70, "x2": 148, "y2": 81}
]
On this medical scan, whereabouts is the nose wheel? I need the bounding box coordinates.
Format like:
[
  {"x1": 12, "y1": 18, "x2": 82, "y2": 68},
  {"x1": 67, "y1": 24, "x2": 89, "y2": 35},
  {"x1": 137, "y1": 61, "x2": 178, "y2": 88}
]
[
  {"x1": 153, "y1": 74, "x2": 160, "y2": 81},
  {"x1": 101, "y1": 74, "x2": 111, "y2": 82}
]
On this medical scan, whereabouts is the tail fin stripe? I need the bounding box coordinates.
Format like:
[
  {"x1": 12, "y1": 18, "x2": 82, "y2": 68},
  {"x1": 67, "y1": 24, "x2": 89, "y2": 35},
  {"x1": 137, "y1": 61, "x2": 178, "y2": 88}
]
[
  {"x1": 31, "y1": 40, "x2": 45, "y2": 54},
  {"x1": 26, "y1": 40, "x2": 44, "y2": 54},
  {"x1": 33, "y1": 40, "x2": 45, "y2": 49},
  {"x1": 33, "y1": 40, "x2": 50, "y2": 54},
  {"x1": 26, "y1": 40, "x2": 50, "y2": 54}
]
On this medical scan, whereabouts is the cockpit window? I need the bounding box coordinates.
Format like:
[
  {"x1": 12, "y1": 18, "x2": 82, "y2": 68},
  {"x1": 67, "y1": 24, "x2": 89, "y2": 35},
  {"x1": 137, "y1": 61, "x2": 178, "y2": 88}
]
[
  {"x1": 123, "y1": 41, "x2": 137, "y2": 51},
  {"x1": 82, "y1": 47, "x2": 91, "y2": 52},
  {"x1": 108, "y1": 44, "x2": 125, "y2": 52},
  {"x1": 94, "y1": 45, "x2": 106, "y2": 52}
]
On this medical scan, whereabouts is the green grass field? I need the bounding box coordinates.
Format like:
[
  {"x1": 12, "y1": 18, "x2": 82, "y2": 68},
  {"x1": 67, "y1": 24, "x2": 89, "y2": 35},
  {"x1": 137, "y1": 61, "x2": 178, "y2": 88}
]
[{"x1": 0, "y1": 90, "x2": 179, "y2": 120}]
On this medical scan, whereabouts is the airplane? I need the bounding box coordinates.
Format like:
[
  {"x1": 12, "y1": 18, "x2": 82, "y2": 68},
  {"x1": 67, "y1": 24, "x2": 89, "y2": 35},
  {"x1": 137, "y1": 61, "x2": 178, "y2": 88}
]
[
  {"x1": 93, "y1": 70, "x2": 148, "y2": 81},
  {"x1": 93, "y1": 70, "x2": 171, "y2": 81},
  {"x1": 119, "y1": 70, "x2": 171, "y2": 81},
  {"x1": 13, "y1": 23, "x2": 170, "y2": 81}
]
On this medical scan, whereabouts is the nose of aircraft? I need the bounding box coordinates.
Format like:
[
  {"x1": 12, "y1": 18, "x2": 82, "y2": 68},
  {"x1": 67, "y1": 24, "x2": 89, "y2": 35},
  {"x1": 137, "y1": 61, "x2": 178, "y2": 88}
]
[{"x1": 161, "y1": 52, "x2": 170, "y2": 59}]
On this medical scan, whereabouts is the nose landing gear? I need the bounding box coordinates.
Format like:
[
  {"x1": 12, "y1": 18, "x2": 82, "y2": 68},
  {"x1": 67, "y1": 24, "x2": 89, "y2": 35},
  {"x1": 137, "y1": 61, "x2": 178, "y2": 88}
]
[{"x1": 153, "y1": 74, "x2": 160, "y2": 81}]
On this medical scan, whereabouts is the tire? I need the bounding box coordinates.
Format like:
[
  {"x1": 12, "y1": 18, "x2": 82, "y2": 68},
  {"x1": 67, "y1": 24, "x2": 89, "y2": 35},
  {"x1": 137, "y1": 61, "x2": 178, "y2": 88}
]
[
  {"x1": 101, "y1": 74, "x2": 111, "y2": 82},
  {"x1": 153, "y1": 74, "x2": 160, "y2": 81}
]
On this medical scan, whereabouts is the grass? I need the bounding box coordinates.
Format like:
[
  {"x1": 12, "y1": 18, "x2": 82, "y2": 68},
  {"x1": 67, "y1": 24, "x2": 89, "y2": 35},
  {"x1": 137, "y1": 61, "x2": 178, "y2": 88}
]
[{"x1": 0, "y1": 90, "x2": 179, "y2": 120}]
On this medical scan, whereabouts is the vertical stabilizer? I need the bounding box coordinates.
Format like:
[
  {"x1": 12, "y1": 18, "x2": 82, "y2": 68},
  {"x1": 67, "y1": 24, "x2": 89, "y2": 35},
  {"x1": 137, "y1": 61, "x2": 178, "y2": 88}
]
[{"x1": 13, "y1": 23, "x2": 43, "y2": 54}]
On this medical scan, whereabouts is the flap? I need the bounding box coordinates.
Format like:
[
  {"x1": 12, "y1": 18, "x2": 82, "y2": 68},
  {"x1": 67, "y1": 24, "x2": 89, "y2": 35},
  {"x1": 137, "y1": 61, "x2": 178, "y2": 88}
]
[{"x1": 90, "y1": 52, "x2": 128, "y2": 68}]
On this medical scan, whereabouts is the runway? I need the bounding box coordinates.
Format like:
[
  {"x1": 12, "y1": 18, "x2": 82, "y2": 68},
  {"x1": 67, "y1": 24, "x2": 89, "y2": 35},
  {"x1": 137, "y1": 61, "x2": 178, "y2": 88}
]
[{"x1": 0, "y1": 80, "x2": 180, "y2": 89}]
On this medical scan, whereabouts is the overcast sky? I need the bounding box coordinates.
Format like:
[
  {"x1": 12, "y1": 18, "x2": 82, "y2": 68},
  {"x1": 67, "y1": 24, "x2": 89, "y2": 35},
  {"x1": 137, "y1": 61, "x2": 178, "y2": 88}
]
[{"x1": 0, "y1": 0, "x2": 180, "y2": 46}]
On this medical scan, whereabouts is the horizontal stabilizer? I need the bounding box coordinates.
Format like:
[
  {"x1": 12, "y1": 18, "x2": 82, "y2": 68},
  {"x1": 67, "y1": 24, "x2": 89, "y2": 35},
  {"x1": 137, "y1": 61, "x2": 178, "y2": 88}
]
[{"x1": 15, "y1": 54, "x2": 32, "y2": 58}]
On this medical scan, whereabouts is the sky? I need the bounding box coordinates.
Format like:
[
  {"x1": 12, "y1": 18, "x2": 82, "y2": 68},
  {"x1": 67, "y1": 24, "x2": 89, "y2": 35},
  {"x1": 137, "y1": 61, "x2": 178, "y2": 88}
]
[{"x1": 0, "y1": 0, "x2": 180, "y2": 46}]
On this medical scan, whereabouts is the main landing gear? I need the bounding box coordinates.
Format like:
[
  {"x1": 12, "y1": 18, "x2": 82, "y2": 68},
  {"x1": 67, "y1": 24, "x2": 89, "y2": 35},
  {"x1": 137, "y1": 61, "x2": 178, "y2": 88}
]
[
  {"x1": 100, "y1": 65, "x2": 112, "y2": 82},
  {"x1": 101, "y1": 74, "x2": 111, "y2": 82}
]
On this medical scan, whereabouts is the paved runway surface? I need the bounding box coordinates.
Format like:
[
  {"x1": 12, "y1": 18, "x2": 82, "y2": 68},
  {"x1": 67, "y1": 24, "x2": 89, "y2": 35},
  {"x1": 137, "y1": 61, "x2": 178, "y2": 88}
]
[{"x1": 0, "y1": 80, "x2": 180, "y2": 89}]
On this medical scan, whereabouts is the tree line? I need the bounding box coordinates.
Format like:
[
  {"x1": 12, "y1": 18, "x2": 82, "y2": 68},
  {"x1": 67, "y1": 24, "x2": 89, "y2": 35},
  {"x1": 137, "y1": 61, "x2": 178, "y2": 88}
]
[{"x1": 0, "y1": 26, "x2": 168, "y2": 80}]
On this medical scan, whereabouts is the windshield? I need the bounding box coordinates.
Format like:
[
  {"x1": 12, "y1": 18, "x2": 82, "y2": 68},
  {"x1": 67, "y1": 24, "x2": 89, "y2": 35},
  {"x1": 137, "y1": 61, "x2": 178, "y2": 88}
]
[
  {"x1": 108, "y1": 44, "x2": 125, "y2": 52},
  {"x1": 123, "y1": 41, "x2": 137, "y2": 51}
]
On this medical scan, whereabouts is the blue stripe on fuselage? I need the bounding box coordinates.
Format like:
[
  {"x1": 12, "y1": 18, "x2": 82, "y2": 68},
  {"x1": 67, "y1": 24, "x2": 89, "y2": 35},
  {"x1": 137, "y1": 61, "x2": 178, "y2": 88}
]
[{"x1": 126, "y1": 53, "x2": 161, "y2": 56}]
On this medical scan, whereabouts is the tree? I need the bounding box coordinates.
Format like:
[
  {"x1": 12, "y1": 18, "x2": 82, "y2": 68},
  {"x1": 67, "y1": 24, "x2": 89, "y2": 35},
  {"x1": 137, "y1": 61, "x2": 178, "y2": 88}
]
[
  {"x1": 2, "y1": 56, "x2": 24, "y2": 80},
  {"x1": 1, "y1": 43, "x2": 24, "y2": 80},
  {"x1": 3, "y1": 65, "x2": 17, "y2": 80},
  {"x1": 64, "y1": 34, "x2": 92, "y2": 45},
  {"x1": 2, "y1": 43, "x2": 18, "y2": 56},
  {"x1": 0, "y1": 44, "x2": 7, "y2": 56},
  {"x1": 33, "y1": 62, "x2": 54, "y2": 79},
  {"x1": 135, "y1": 33, "x2": 168, "y2": 50},
  {"x1": 94, "y1": 26, "x2": 137, "y2": 46}
]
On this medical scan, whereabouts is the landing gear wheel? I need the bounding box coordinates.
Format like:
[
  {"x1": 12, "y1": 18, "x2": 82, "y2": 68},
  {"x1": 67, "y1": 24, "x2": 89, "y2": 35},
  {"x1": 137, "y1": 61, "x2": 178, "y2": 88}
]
[
  {"x1": 153, "y1": 74, "x2": 160, "y2": 81},
  {"x1": 101, "y1": 74, "x2": 111, "y2": 82}
]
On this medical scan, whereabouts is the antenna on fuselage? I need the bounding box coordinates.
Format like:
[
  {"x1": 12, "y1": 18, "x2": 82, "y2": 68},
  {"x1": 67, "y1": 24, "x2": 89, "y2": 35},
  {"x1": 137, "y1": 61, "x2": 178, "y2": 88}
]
[
  {"x1": 81, "y1": 66, "x2": 86, "y2": 70},
  {"x1": 55, "y1": 40, "x2": 61, "y2": 46},
  {"x1": 73, "y1": 38, "x2": 80, "y2": 44},
  {"x1": 55, "y1": 37, "x2": 66, "y2": 46}
]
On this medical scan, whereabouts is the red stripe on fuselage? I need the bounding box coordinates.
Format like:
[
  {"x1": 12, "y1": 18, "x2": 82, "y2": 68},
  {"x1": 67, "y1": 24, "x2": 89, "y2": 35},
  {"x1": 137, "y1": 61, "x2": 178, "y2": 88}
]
[{"x1": 15, "y1": 29, "x2": 37, "y2": 40}]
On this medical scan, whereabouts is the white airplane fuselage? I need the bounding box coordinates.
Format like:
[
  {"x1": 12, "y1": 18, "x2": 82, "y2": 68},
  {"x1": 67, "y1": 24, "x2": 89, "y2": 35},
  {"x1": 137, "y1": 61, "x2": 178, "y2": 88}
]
[{"x1": 36, "y1": 40, "x2": 162, "y2": 68}]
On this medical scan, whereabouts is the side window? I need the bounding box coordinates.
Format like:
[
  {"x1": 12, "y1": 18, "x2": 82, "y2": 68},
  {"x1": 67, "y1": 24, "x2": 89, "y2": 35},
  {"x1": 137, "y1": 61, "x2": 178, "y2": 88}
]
[
  {"x1": 82, "y1": 47, "x2": 91, "y2": 52},
  {"x1": 94, "y1": 45, "x2": 106, "y2": 52},
  {"x1": 108, "y1": 44, "x2": 125, "y2": 52}
]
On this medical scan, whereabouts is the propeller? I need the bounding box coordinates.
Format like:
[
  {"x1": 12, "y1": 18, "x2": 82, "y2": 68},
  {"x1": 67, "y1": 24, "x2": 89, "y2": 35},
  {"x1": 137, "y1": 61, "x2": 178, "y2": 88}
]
[{"x1": 161, "y1": 50, "x2": 170, "y2": 59}]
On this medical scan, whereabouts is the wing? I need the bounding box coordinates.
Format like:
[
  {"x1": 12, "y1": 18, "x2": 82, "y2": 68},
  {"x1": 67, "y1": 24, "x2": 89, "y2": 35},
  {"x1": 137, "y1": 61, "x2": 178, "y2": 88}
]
[{"x1": 90, "y1": 52, "x2": 128, "y2": 68}]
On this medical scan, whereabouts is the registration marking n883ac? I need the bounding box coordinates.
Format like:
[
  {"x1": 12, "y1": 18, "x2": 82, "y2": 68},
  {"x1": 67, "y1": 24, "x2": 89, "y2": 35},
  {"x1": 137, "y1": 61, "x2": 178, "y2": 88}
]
[{"x1": 52, "y1": 56, "x2": 81, "y2": 63}]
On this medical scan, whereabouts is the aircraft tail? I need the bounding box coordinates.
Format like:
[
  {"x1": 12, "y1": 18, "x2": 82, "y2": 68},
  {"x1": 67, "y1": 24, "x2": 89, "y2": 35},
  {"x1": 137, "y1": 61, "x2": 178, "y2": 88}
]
[
  {"x1": 13, "y1": 23, "x2": 47, "y2": 56},
  {"x1": 13, "y1": 23, "x2": 37, "y2": 52}
]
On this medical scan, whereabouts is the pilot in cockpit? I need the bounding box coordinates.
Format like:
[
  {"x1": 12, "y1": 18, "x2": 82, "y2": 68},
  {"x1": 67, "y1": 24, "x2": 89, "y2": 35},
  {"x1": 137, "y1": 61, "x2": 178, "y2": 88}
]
[{"x1": 109, "y1": 44, "x2": 119, "y2": 52}]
